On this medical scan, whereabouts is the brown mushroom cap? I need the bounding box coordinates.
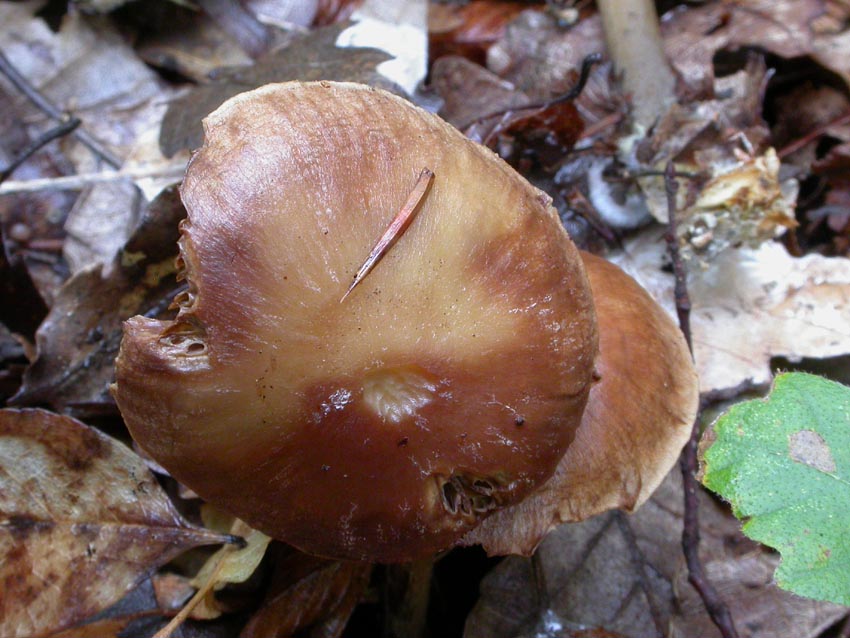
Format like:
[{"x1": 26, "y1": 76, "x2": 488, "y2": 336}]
[
  {"x1": 112, "y1": 82, "x2": 598, "y2": 562},
  {"x1": 462, "y1": 252, "x2": 699, "y2": 555}
]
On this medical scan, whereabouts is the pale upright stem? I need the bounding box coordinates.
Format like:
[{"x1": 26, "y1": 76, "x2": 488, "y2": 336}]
[{"x1": 597, "y1": 0, "x2": 676, "y2": 130}]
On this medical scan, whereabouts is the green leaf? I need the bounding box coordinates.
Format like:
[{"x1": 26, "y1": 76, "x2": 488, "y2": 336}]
[{"x1": 699, "y1": 372, "x2": 850, "y2": 605}]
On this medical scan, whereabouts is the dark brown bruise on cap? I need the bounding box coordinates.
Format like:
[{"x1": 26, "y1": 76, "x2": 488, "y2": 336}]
[
  {"x1": 112, "y1": 82, "x2": 598, "y2": 562},
  {"x1": 462, "y1": 252, "x2": 698, "y2": 555}
]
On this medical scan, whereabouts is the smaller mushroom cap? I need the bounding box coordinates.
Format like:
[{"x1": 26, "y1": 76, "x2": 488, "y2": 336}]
[{"x1": 462, "y1": 251, "x2": 699, "y2": 555}]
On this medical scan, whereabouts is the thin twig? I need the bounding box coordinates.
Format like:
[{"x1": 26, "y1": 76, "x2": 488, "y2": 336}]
[
  {"x1": 0, "y1": 117, "x2": 80, "y2": 183},
  {"x1": 0, "y1": 48, "x2": 122, "y2": 168},
  {"x1": 664, "y1": 162, "x2": 739, "y2": 638},
  {"x1": 0, "y1": 164, "x2": 186, "y2": 194},
  {"x1": 485, "y1": 53, "x2": 602, "y2": 124},
  {"x1": 614, "y1": 512, "x2": 665, "y2": 638},
  {"x1": 477, "y1": 53, "x2": 602, "y2": 147},
  {"x1": 776, "y1": 109, "x2": 850, "y2": 159},
  {"x1": 663, "y1": 167, "x2": 691, "y2": 349}
]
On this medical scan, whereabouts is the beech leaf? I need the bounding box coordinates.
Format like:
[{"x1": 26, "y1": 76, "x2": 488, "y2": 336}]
[{"x1": 0, "y1": 408, "x2": 231, "y2": 638}]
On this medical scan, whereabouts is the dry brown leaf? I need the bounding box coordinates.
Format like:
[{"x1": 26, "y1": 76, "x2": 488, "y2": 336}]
[
  {"x1": 241, "y1": 550, "x2": 372, "y2": 638},
  {"x1": 662, "y1": 0, "x2": 850, "y2": 96},
  {"x1": 0, "y1": 2, "x2": 170, "y2": 171},
  {"x1": 135, "y1": 7, "x2": 254, "y2": 82},
  {"x1": 63, "y1": 180, "x2": 142, "y2": 274},
  {"x1": 431, "y1": 54, "x2": 585, "y2": 168},
  {"x1": 11, "y1": 186, "x2": 184, "y2": 413},
  {"x1": 46, "y1": 618, "x2": 129, "y2": 638},
  {"x1": 431, "y1": 55, "x2": 531, "y2": 131},
  {"x1": 486, "y1": 10, "x2": 603, "y2": 101},
  {"x1": 429, "y1": 0, "x2": 531, "y2": 66},
  {"x1": 0, "y1": 2, "x2": 178, "y2": 275},
  {"x1": 189, "y1": 518, "x2": 272, "y2": 620},
  {"x1": 465, "y1": 471, "x2": 847, "y2": 638},
  {"x1": 159, "y1": 22, "x2": 397, "y2": 157},
  {"x1": 610, "y1": 229, "x2": 850, "y2": 395},
  {"x1": 0, "y1": 408, "x2": 232, "y2": 638}
]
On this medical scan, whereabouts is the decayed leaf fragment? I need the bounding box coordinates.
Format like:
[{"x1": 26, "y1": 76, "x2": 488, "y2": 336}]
[
  {"x1": 0, "y1": 408, "x2": 231, "y2": 638},
  {"x1": 677, "y1": 149, "x2": 798, "y2": 263},
  {"x1": 610, "y1": 229, "x2": 850, "y2": 394}
]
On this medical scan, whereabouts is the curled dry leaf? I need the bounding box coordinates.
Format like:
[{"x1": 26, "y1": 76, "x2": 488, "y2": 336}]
[
  {"x1": 189, "y1": 518, "x2": 272, "y2": 619},
  {"x1": 662, "y1": 0, "x2": 850, "y2": 97},
  {"x1": 632, "y1": 57, "x2": 778, "y2": 230},
  {"x1": 241, "y1": 551, "x2": 372, "y2": 638},
  {"x1": 429, "y1": 0, "x2": 532, "y2": 66},
  {"x1": 11, "y1": 186, "x2": 185, "y2": 414},
  {"x1": 0, "y1": 408, "x2": 231, "y2": 638},
  {"x1": 676, "y1": 148, "x2": 798, "y2": 264}
]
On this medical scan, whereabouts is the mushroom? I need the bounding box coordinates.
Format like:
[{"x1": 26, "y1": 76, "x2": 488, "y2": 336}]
[{"x1": 112, "y1": 82, "x2": 697, "y2": 563}]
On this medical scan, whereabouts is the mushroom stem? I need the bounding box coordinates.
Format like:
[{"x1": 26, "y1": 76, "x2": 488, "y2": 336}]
[
  {"x1": 385, "y1": 557, "x2": 434, "y2": 638},
  {"x1": 596, "y1": 0, "x2": 676, "y2": 129}
]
